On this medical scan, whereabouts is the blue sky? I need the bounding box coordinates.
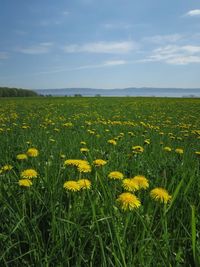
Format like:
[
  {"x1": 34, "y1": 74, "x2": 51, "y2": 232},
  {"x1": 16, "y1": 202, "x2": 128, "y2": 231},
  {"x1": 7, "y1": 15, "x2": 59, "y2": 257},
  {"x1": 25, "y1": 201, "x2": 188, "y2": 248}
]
[{"x1": 0, "y1": 0, "x2": 200, "y2": 89}]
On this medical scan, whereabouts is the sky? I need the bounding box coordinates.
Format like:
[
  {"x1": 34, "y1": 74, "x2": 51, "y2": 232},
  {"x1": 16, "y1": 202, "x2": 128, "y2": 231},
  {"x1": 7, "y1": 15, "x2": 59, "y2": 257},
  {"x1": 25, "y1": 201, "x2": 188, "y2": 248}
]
[{"x1": 0, "y1": 0, "x2": 200, "y2": 89}]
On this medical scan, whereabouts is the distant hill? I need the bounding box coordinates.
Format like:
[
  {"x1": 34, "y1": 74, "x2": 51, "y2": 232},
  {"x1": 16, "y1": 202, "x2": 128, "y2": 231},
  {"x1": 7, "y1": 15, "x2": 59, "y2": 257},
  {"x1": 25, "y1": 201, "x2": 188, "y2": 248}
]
[
  {"x1": 0, "y1": 87, "x2": 38, "y2": 97},
  {"x1": 35, "y1": 87, "x2": 200, "y2": 97}
]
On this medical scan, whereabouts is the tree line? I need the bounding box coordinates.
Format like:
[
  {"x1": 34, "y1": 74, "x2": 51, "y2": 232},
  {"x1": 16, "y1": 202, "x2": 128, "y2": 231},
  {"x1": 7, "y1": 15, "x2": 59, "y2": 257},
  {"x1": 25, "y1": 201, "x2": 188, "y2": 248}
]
[{"x1": 0, "y1": 87, "x2": 38, "y2": 97}]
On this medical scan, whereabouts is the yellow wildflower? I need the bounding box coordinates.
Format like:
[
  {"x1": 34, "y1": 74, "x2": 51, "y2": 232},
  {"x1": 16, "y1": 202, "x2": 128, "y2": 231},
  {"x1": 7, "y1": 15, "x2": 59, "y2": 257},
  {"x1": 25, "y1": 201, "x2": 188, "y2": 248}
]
[
  {"x1": 108, "y1": 171, "x2": 124, "y2": 180},
  {"x1": 132, "y1": 175, "x2": 149, "y2": 189},
  {"x1": 21, "y1": 169, "x2": 38, "y2": 179},
  {"x1": 63, "y1": 181, "x2": 80, "y2": 191},
  {"x1": 80, "y1": 141, "x2": 86, "y2": 145},
  {"x1": 78, "y1": 162, "x2": 91, "y2": 173},
  {"x1": 132, "y1": 146, "x2": 144, "y2": 153},
  {"x1": 108, "y1": 139, "x2": 117, "y2": 145},
  {"x1": 64, "y1": 159, "x2": 81, "y2": 166},
  {"x1": 80, "y1": 148, "x2": 89, "y2": 153},
  {"x1": 1, "y1": 164, "x2": 13, "y2": 172},
  {"x1": 18, "y1": 179, "x2": 32, "y2": 187},
  {"x1": 144, "y1": 139, "x2": 150, "y2": 145},
  {"x1": 175, "y1": 148, "x2": 184, "y2": 154},
  {"x1": 117, "y1": 192, "x2": 141, "y2": 211},
  {"x1": 150, "y1": 187, "x2": 171, "y2": 204},
  {"x1": 77, "y1": 179, "x2": 91, "y2": 190},
  {"x1": 122, "y1": 179, "x2": 139, "y2": 192},
  {"x1": 16, "y1": 154, "x2": 28, "y2": 160},
  {"x1": 163, "y1": 146, "x2": 172, "y2": 152},
  {"x1": 26, "y1": 148, "x2": 39, "y2": 157},
  {"x1": 93, "y1": 159, "x2": 107, "y2": 167}
]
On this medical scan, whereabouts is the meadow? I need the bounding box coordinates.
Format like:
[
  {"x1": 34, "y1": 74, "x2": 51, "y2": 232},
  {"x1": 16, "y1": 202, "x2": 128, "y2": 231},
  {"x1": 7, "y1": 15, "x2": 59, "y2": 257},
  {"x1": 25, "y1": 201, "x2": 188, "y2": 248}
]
[{"x1": 0, "y1": 96, "x2": 200, "y2": 267}]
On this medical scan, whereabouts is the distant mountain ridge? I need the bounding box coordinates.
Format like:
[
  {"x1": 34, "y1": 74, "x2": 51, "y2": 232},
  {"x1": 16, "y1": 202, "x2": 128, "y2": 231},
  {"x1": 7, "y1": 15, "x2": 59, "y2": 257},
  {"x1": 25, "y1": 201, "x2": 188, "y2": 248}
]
[{"x1": 35, "y1": 87, "x2": 200, "y2": 97}]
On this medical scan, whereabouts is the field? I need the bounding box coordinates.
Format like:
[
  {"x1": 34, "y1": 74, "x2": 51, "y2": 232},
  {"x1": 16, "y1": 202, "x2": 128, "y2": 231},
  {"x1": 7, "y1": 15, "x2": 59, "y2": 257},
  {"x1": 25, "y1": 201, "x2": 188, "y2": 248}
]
[{"x1": 0, "y1": 97, "x2": 200, "y2": 266}]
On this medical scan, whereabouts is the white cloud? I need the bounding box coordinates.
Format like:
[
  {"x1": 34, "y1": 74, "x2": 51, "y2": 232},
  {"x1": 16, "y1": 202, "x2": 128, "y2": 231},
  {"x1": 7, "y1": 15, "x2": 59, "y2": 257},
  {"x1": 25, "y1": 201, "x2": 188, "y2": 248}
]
[
  {"x1": 17, "y1": 43, "x2": 53, "y2": 54},
  {"x1": 63, "y1": 41, "x2": 137, "y2": 54},
  {"x1": 143, "y1": 34, "x2": 183, "y2": 44},
  {"x1": 103, "y1": 60, "x2": 126, "y2": 66},
  {"x1": 0, "y1": 52, "x2": 9, "y2": 59},
  {"x1": 143, "y1": 45, "x2": 200, "y2": 65},
  {"x1": 18, "y1": 59, "x2": 127, "y2": 76},
  {"x1": 185, "y1": 9, "x2": 200, "y2": 17},
  {"x1": 103, "y1": 23, "x2": 133, "y2": 30}
]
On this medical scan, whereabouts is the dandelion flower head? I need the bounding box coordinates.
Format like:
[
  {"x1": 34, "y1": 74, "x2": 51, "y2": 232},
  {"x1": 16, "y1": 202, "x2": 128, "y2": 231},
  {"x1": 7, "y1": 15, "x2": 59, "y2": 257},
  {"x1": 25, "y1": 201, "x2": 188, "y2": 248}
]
[
  {"x1": 117, "y1": 192, "x2": 141, "y2": 211},
  {"x1": 122, "y1": 179, "x2": 139, "y2": 192},
  {"x1": 163, "y1": 146, "x2": 172, "y2": 152},
  {"x1": 18, "y1": 179, "x2": 32, "y2": 187},
  {"x1": 132, "y1": 175, "x2": 149, "y2": 189},
  {"x1": 150, "y1": 187, "x2": 172, "y2": 204},
  {"x1": 80, "y1": 148, "x2": 89, "y2": 153},
  {"x1": 107, "y1": 139, "x2": 117, "y2": 145},
  {"x1": 63, "y1": 180, "x2": 81, "y2": 192},
  {"x1": 1, "y1": 164, "x2": 13, "y2": 172},
  {"x1": 93, "y1": 159, "x2": 107, "y2": 167},
  {"x1": 132, "y1": 146, "x2": 144, "y2": 153},
  {"x1": 108, "y1": 171, "x2": 124, "y2": 180},
  {"x1": 77, "y1": 179, "x2": 91, "y2": 190},
  {"x1": 21, "y1": 169, "x2": 38, "y2": 179},
  {"x1": 16, "y1": 154, "x2": 28, "y2": 160},
  {"x1": 175, "y1": 148, "x2": 184, "y2": 154},
  {"x1": 26, "y1": 148, "x2": 39, "y2": 157}
]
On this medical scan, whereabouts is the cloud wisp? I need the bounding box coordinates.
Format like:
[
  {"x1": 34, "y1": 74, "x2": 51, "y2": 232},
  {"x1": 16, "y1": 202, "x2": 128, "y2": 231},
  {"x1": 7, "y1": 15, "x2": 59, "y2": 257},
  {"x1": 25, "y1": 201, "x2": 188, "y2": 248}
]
[
  {"x1": 63, "y1": 41, "x2": 137, "y2": 54},
  {"x1": 185, "y1": 9, "x2": 200, "y2": 17},
  {"x1": 37, "y1": 60, "x2": 127, "y2": 74},
  {"x1": 142, "y1": 45, "x2": 200, "y2": 65},
  {"x1": 16, "y1": 43, "x2": 53, "y2": 55},
  {"x1": 0, "y1": 60, "x2": 127, "y2": 80},
  {"x1": 143, "y1": 34, "x2": 183, "y2": 44}
]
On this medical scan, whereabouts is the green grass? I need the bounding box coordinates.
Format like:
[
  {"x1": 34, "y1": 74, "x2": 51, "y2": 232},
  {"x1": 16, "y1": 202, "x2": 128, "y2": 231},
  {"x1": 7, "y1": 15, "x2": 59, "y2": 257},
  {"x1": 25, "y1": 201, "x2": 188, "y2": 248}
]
[{"x1": 0, "y1": 97, "x2": 200, "y2": 266}]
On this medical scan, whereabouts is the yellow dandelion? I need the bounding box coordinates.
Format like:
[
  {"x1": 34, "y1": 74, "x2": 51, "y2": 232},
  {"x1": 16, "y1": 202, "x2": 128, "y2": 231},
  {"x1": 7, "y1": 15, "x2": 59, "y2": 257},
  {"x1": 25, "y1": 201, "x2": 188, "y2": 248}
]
[
  {"x1": 78, "y1": 162, "x2": 92, "y2": 173},
  {"x1": 64, "y1": 159, "x2": 91, "y2": 172},
  {"x1": 80, "y1": 141, "x2": 86, "y2": 145},
  {"x1": 163, "y1": 146, "x2": 172, "y2": 152},
  {"x1": 108, "y1": 171, "x2": 124, "y2": 180},
  {"x1": 122, "y1": 179, "x2": 139, "y2": 192},
  {"x1": 132, "y1": 146, "x2": 144, "y2": 153},
  {"x1": 1, "y1": 164, "x2": 13, "y2": 172},
  {"x1": 64, "y1": 159, "x2": 80, "y2": 166},
  {"x1": 16, "y1": 154, "x2": 28, "y2": 160},
  {"x1": 107, "y1": 139, "x2": 117, "y2": 145},
  {"x1": 26, "y1": 148, "x2": 39, "y2": 157},
  {"x1": 195, "y1": 151, "x2": 200, "y2": 156},
  {"x1": 21, "y1": 169, "x2": 38, "y2": 179},
  {"x1": 132, "y1": 175, "x2": 149, "y2": 189},
  {"x1": 175, "y1": 148, "x2": 184, "y2": 154},
  {"x1": 18, "y1": 179, "x2": 32, "y2": 187},
  {"x1": 150, "y1": 187, "x2": 172, "y2": 204},
  {"x1": 117, "y1": 192, "x2": 141, "y2": 211},
  {"x1": 63, "y1": 181, "x2": 81, "y2": 191},
  {"x1": 80, "y1": 148, "x2": 89, "y2": 153},
  {"x1": 63, "y1": 122, "x2": 73, "y2": 127},
  {"x1": 77, "y1": 179, "x2": 91, "y2": 190},
  {"x1": 144, "y1": 139, "x2": 150, "y2": 145},
  {"x1": 93, "y1": 159, "x2": 107, "y2": 167}
]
